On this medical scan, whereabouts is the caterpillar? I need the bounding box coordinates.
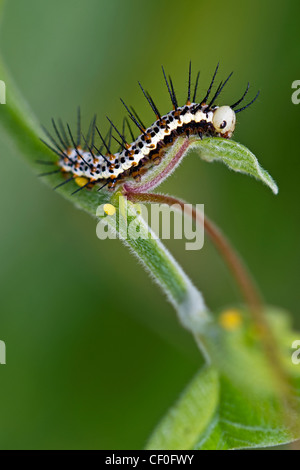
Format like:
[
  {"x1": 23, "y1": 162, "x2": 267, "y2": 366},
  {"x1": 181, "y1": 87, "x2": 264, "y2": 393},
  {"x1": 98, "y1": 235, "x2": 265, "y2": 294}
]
[{"x1": 40, "y1": 63, "x2": 259, "y2": 194}]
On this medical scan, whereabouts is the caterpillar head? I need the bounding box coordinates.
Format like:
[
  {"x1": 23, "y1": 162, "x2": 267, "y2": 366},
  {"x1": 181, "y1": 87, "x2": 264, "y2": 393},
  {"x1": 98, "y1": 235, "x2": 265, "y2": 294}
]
[{"x1": 212, "y1": 106, "x2": 236, "y2": 138}]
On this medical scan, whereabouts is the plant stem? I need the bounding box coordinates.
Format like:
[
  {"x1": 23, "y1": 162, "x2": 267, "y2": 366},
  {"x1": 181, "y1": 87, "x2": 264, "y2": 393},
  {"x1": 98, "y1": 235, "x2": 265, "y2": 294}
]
[
  {"x1": 126, "y1": 191, "x2": 262, "y2": 312},
  {"x1": 125, "y1": 190, "x2": 298, "y2": 432}
]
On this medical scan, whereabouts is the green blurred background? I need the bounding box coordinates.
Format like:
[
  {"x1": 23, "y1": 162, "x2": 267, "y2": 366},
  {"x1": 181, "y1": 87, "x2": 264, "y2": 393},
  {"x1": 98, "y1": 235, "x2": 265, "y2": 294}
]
[{"x1": 0, "y1": 0, "x2": 299, "y2": 450}]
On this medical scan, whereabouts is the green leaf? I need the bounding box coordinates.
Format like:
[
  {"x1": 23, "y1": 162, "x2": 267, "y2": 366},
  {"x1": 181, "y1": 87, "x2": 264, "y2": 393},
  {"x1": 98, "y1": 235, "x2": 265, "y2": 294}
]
[
  {"x1": 190, "y1": 137, "x2": 279, "y2": 195},
  {"x1": 146, "y1": 366, "x2": 219, "y2": 450},
  {"x1": 124, "y1": 135, "x2": 278, "y2": 195},
  {"x1": 146, "y1": 307, "x2": 300, "y2": 450}
]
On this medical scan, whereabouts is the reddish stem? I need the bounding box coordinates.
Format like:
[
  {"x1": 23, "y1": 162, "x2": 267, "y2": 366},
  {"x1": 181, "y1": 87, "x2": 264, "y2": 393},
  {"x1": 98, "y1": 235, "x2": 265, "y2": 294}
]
[{"x1": 126, "y1": 191, "x2": 263, "y2": 314}]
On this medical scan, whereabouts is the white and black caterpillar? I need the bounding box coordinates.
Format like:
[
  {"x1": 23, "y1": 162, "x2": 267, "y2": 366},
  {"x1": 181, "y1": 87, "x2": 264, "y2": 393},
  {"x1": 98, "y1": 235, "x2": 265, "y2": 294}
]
[{"x1": 40, "y1": 63, "x2": 259, "y2": 193}]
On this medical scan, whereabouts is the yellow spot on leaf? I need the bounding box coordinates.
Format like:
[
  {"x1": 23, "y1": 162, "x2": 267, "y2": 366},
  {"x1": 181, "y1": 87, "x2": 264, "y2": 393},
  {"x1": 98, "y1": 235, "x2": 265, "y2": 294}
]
[
  {"x1": 219, "y1": 309, "x2": 242, "y2": 331},
  {"x1": 103, "y1": 203, "x2": 116, "y2": 216},
  {"x1": 75, "y1": 177, "x2": 89, "y2": 187},
  {"x1": 133, "y1": 203, "x2": 142, "y2": 215}
]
